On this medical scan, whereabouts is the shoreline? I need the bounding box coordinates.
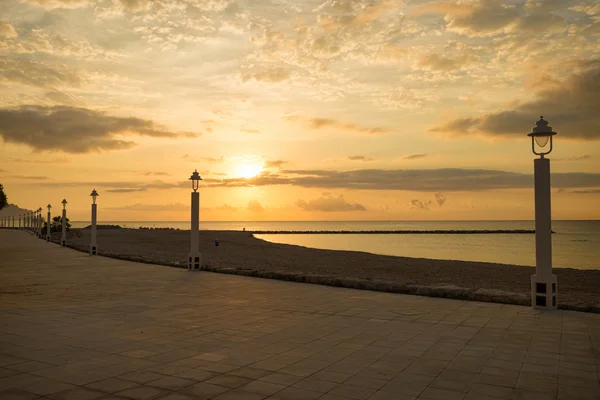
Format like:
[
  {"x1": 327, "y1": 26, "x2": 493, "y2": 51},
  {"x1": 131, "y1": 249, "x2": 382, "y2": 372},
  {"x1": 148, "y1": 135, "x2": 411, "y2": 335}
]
[
  {"x1": 52, "y1": 228, "x2": 600, "y2": 313},
  {"x1": 252, "y1": 229, "x2": 539, "y2": 234}
]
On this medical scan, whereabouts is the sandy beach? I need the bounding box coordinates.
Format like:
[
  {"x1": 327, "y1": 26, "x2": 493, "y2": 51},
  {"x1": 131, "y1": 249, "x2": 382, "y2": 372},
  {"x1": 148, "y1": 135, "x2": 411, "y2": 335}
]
[{"x1": 57, "y1": 228, "x2": 600, "y2": 311}]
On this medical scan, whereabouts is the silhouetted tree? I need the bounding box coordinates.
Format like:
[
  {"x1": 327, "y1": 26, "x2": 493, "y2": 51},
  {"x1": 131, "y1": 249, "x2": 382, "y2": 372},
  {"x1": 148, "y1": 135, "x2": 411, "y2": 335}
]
[
  {"x1": 43, "y1": 216, "x2": 71, "y2": 233},
  {"x1": 0, "y1": 184, "x2": 7, "y2": 211}
]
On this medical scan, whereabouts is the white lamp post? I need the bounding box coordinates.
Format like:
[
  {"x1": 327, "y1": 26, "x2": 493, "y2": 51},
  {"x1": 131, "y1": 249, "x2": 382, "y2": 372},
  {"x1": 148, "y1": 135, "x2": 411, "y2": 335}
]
[
  {"x1": 90, "y1": 189, "x2": 99, "y2": 255},
  {"x1": 47, "y1": 204, "x2": 52, "y2": 241},
  {"x1": 188, "y1": 170, "x2": 202, "y2": 271},
  {"x1": 61, "y1": 199, "x2": 67, "y2": 247},
  {"x1": 37, "y1": 208, "x2": 43, "y2": 238},
  {"x1": 528, "y1": 116, "x2": 557, "y2": 310}
]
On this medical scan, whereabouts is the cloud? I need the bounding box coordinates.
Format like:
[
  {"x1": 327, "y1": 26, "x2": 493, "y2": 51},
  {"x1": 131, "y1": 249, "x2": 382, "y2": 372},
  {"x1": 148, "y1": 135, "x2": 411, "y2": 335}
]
[
  {"x1": 402, "y1": 153, "x2": 428, "y2": 160},
  {"x1": 0, "y1": 105, "x2": 198, "y2": 153},
  {"x1": 410, "y1": 199, "x2": 432, "y2": 211},
  {"x1": 420, "y1": 0, "x2": 565, "y2": 37},
  {"x1": 206, "y1": 168, "x2": 600, "y2": 192},
  {"x1": 285, "y1": 115, "x2": 393, "y2": 135},
  {"x1": 241, "y1": 128, "x2": 260, "y2": 134},
  {"x1": 21, "y1": 0, "x2": 89, "y2": 9},
  {"x1": 555, "y1": 154, "x2": 592, "y2": 162},
  {"x1": 142, "y1": 172, "x2": 171, "y2": 176},
  {"x1": 296, "y1": 194, "x2": 366, "y2": 212},
  {"x1": 417, "y1": 54, "x2": 479, "y2": 72},
  {"x1": 247, "y1": 200, "x2": 264, "y2": 212},
  {"x1": 106, "y1": 188, "x2": 147, "y2": 193},
  {"x1": 431, "y1": 61, "x2": 600, "y2": 141},
  {"x1": 435, "y1": 192, "x2": 447, "y2": 207},
  {"x1": 12, "y1": 157, "x2": 70, "y2": 164},
  {"x1": 22, "y1": 0, "x2": 147, "y2": 11},
  {"x1": 106, "y1": 202, "x2": 187, "y2": 211},
  {"x1": 265, "y1": 160, "x2": 287, "y2": 168},
  {"x1": 240, "y1": 67, "x2": 291, "y2": 83},
  {"x1": 0, "y1": 22, "x2": 17, "y2": 39},
  {"x1": 348, "y1": 156, "x2": 374, "y2": 161},
  {"x1": 9, "y1": 175, "x2": 51, "y2": 180},
  {"x1": 0, "y1": 60, "x2": 84, "y2": 88},
  {"x1": 37, "y1": 179, "x2": 187, "y2": 191}
]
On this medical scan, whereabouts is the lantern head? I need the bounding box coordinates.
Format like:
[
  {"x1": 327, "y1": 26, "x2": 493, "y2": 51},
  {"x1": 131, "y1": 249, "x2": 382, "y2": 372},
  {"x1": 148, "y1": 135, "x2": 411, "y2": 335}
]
[
  {"x1": 189, "y1": 169, "x2": 202, "y2": 192},
  {"x1": 527, "y1": 116, "x2": 557, "y2": 157},
  {"x1": 90, "y1": 189, "x2": 99, "y2": 204}
]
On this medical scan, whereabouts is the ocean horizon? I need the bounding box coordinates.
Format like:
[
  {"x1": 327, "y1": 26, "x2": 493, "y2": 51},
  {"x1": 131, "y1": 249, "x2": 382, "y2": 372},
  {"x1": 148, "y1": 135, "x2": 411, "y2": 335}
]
[{"x1": 68, "y1": 220, "x2": 600, "y2": 271}]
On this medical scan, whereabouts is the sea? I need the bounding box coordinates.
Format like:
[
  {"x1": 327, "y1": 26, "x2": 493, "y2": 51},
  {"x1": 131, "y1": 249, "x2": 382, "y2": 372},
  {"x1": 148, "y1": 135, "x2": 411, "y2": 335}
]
[{"x1": 69, "y1": 220, "x2": 600, "y2": 270}]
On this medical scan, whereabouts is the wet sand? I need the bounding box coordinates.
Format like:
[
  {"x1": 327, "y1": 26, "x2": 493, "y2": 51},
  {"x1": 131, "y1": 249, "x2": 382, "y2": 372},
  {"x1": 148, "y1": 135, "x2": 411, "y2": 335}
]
[{"x1": 60, "y1": 228, "x2": 600, "y2": 311}]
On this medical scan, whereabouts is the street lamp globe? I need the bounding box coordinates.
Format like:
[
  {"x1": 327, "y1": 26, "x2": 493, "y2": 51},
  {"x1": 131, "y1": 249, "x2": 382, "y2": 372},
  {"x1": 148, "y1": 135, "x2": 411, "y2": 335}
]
[
  {"x1": 47, "y1": 204, "x2": 51, "y2": 211},
  {"x1": 62, "y1": 199, "x2": 68, "y2": 209},
  {"x1": 527, "y1": 116, "x2": 557, "y2": 157},
  {"x1": 90, "y1": 189, "x2": 99, "y2": 204},
  {"x1": 189, "y1": 169, "x2": 202, "y2": 192}
]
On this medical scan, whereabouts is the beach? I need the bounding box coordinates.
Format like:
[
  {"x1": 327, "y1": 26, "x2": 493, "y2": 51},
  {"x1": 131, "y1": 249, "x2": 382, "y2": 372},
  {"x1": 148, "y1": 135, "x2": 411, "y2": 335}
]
[{"x1": 58, "y1": 228, "x2": 600, "y2": 311}]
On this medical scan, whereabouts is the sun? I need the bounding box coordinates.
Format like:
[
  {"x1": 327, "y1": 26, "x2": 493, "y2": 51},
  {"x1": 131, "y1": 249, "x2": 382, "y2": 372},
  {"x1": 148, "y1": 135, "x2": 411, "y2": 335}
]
[{"x1": 235, "y1": 162, "x2": 263, "y2": 179}]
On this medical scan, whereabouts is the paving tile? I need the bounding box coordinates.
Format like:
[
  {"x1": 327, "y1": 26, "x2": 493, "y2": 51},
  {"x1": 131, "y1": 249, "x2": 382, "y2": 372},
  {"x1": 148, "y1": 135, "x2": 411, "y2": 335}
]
[
  {"x1": 367, "y1": 391, "x2": 416, "y2": 400},
  {"x1": 240, "y1": 380, "x2": 286, "y2": 396},
  {"x1": 419, "y1": 387, "x2": 466, "y2": 400},
  {"x1": 206, "y1": 374, "x2": 253, "y2": 389},
  {"x1": 0, "y1": 389, "x2": 40, "y2": 400},
  {"x1": 85, "y1": 378, "x2": 139, "y2": 393},
  {"x1": 178, "y1": 382, "x2": 230, "y2": 398},
  {"x1": 20, "y1": 377, "x2": 75, "y2": 396},
  {"x1": 328, "y1": 384, "x2": 376, "y2": 400},
  {"x1": 292, "y1": 376, "x2": 338, "y2": 393},
  {"x1": 147, "y1": 376, "x2": 195, "y2": 390},
  {"x1": 113, "y1": 385, "x2": 169, "y2": 400},
  {"x1": 48, "y1": 387, "x2": 106, "y2": 400},
  {"x1": 273, "y1": 386, "x2": 322, "y2": 400},
  {"x1": 154, "y1": 393, "x2": 196, "y2": 400},
  {"x1": 118, "y1": 371, "x2": 167, "y2": 384},
  {"x1": 213, "y1": 389, "x2": 266, "y2": 400},
  {"x1": 259, "y1": 372, "x2": 304, "y2": 386},
  {"x1": 468, "y1": 383, "x2": 513, "y2": 399}
]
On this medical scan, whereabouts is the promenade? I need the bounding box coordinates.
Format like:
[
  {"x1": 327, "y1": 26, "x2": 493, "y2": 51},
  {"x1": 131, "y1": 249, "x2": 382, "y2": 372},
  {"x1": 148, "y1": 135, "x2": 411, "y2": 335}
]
[{"x1": 0, "y1": 230, "x2": 598, "y2": 400}]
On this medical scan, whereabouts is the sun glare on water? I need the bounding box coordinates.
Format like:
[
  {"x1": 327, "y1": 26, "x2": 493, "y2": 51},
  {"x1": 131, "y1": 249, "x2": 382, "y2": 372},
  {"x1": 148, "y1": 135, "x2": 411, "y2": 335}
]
[{"x1": 235, "y1": 162, "x2": 263, "y2": 179}]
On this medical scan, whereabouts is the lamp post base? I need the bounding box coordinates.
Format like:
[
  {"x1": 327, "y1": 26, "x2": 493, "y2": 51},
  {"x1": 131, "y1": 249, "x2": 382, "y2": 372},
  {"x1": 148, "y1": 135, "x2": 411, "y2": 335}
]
[
  {"x1": 531, "y1": 274, "x2": 557, "y2": 310},
  {"x1": 90, "y1": 245, "x2": 98, "y2": 255},
  {"x1": 46, "y1": 236, "x2": 51, "y2": 242},
  {"x1": 61, "y1": 240, "x2": 66, "y2": 247},
  {"x1": 188, "y1": 252, "x2": 201, "y2": 271}
]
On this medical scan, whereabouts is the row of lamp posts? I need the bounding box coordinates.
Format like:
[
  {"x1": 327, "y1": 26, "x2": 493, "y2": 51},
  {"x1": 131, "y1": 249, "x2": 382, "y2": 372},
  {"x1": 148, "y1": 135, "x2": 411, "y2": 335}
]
[
  {"x1": 0, "y1": 191, "x2": 99, "y2": 255},
  {"x1": 0, "y1": 117, "x2": 559, "y2": 310}
]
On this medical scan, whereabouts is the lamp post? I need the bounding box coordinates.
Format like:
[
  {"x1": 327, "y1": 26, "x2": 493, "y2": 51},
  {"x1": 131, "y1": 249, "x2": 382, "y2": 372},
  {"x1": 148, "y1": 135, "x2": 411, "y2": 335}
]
[
  {"x1": 90, "y1": 189, "x2": 99, "y2": 255},
  {"x1": 37, "y1": 208, "x2": 43, "y2": 238},
  {"x1": 47, "y1": 204, "x2": 52, "y2": 241},
  {"x1": 61, "y1": 199, "x2": 67, "y2": 247},
  {"x1": 188, "y1": 170, "x2": 202, "y2": 271},
  {"x1": 528, "y1": 116, "x2": 557, "y2": 310}
]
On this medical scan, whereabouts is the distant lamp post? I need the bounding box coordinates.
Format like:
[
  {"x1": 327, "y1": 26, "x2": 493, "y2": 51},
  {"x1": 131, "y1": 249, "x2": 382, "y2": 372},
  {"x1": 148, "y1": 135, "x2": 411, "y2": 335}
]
[
  {"x1": 37, "y1": 208, "x2": 43, "y2": 238},
  {"x1": 528, "y1": 116, "x2": 558, "y2": 310},
  {"x1": 47, "y1": 204, "x2": 52, "y2": 241},
  {"x1": 188, "y1": 170, "x2": 202, "y2": 271},
  {"x1": 61, "y1": 199, "x2": 68, "y2": 247},
  {"x1": 90, "y1": 189, "x2": 99, "y2": 255}
]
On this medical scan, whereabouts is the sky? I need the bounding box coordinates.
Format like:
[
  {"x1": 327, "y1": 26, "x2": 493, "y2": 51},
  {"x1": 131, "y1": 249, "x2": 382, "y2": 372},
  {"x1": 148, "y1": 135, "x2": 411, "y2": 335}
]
[{"x1": 0, "y1": 0, "x2": 599, "y2": 221}]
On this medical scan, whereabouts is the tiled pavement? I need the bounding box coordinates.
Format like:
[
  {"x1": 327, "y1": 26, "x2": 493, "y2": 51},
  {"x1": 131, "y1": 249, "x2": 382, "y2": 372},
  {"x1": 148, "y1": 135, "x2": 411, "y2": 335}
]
[{"x1": 0, "y1": 230, "x2": 599, "y2": 400}]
